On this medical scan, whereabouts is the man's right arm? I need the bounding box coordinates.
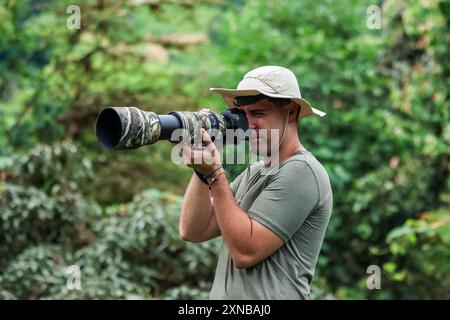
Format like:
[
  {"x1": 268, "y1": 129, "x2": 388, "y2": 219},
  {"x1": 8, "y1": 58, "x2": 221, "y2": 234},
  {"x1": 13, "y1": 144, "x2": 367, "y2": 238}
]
[{"x1": 179, "y1": 174, "x2": 221, "y2": 243}]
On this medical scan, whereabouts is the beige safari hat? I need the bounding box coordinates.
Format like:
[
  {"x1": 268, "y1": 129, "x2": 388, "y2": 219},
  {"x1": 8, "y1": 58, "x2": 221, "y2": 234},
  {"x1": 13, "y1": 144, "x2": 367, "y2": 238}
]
[{"x1": 210, "y1": 65, "x2": 325, "y2": 118}]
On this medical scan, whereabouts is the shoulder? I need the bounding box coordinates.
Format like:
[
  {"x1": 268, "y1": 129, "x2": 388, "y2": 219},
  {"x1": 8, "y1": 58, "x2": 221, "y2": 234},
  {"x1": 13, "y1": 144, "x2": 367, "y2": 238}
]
[
  {"x1": 270, "y1": 157, "x2": 317, "y2": 187},
  {"x1": 283, "y1": 151, "x2": 330, "y2": 182},
  {"x1": 269, "y1": 151, "x2": 331, "y2": 195}
]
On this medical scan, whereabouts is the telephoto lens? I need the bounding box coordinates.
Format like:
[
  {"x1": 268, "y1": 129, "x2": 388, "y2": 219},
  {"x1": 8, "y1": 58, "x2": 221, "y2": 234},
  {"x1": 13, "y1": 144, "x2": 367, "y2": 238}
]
[{"x1": 95, "y1": 107, "x2": 248, "y2": 150}]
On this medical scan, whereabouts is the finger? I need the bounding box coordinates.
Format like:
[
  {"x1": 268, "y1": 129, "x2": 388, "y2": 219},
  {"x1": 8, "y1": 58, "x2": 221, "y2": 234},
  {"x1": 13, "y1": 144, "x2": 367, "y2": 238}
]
[
  {"x1": 181, "y1": 145, "x2": 194, "y2": 165},
  {"x1": 199, "y1": 108, "x2": 211, "y2": 113},
  {"x1": 201, "y1": 128, "x2": 213, "y2": 146},
  {"x1": 185, "y1": 144, "x2": 205, "y2": 166},
  {"x1": 193, "y1": 149, "x2": 205, "y2": 166}
]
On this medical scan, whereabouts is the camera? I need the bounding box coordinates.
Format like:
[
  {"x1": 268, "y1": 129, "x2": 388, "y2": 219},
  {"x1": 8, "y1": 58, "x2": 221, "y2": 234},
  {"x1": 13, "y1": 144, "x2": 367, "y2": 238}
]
[{"x1": 95, "y1": 107, "x2": 249, "y2": 150}]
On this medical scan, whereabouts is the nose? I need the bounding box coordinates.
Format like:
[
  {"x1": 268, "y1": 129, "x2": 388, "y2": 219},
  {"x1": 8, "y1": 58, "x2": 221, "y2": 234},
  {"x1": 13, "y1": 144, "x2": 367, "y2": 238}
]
[
  {"x1": 245, "y1": 114, "x2": 257, "y2": 130},
  {"x1": 245, "y1": 116, "x2": 259, "y2": 141}
]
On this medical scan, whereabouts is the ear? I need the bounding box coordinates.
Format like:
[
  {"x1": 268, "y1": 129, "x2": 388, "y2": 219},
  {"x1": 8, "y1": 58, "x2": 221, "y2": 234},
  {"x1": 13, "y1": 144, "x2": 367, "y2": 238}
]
[{"x1": 288, "y1": 102, "x2": 300, "y2": 122}]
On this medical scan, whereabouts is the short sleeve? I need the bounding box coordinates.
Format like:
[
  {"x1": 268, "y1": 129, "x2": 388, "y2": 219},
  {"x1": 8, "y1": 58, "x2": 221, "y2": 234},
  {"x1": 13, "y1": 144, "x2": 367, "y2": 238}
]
[
  {"x1": 229, "y1": 169, "x2": 246, "y2": 197},
  {"x1": 247, "y1": 160, "x2": 320, "y2": 242}
]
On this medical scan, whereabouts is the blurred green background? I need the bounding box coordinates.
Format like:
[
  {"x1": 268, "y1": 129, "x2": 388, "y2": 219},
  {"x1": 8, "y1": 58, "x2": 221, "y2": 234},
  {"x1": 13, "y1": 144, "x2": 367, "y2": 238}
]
[{"x1": 0, "y1": 0, "x2": 449, "y2": 299}]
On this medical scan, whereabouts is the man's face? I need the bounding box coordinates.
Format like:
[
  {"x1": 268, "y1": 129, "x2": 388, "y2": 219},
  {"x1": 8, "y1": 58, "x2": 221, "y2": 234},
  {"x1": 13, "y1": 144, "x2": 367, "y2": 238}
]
[{"x1": 237, "y1": 99, "x2": 289, "y2": 157}]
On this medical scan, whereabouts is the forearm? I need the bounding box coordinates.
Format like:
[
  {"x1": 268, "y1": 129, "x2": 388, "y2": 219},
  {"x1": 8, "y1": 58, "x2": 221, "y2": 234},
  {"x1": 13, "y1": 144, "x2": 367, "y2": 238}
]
[
  {"x1": 179, "y1": 173, "x2": 215, "y2": 241},
  {"x1": 209, "y1": 172, "x2": 257, "y2": 264}
]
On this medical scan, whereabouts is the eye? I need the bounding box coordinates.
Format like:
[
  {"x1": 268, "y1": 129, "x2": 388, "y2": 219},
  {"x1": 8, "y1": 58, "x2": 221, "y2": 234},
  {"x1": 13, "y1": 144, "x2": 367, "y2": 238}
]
[{"x1": 252, "y1": 111, "x2": 265, "y2": 117}]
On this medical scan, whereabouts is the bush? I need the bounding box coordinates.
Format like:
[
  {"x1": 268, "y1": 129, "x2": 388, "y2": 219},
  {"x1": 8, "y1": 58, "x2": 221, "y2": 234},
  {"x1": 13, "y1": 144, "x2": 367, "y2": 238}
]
[
  {"x1": 0, "y1": 142, "x2": 96, "y2": 267},
  {"x1": 382, "y1": 210, "x2": 450, "y2": 299},
  {"x1": 0, "y1": 141, "x2": 220, "y2": 299}
]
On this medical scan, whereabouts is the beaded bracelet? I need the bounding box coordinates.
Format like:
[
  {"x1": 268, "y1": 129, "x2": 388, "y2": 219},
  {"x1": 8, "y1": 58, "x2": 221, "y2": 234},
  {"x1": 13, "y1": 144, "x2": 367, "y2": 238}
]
[
  {"x1": 208, "y1": 171, "x2": 227, "y2": 190},
  {"x1": 204, "y1": 165, "x2": 223, "y2": 179},
  {"x1": 194, "y1": 165, "x2": 222, "y2": 185}
]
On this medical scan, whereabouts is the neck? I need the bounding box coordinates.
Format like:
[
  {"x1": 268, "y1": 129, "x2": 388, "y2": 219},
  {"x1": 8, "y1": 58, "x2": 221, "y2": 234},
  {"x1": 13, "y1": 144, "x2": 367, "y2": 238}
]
[{"x1": 263, "y1": 133, "x2": 305, "y2": 167}]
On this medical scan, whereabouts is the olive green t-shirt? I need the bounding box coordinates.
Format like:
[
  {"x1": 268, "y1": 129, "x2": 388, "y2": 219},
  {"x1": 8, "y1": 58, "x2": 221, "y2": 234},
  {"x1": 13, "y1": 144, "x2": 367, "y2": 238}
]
[{"x1": 209, "y1": 150, "x2": 333, "y2": 300}]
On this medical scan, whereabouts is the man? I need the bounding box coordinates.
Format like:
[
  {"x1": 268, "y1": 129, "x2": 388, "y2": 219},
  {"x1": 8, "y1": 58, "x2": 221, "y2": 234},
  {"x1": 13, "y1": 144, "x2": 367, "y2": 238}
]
[{"x1": 178, "y1": 66, "x2": 333, "y2": 299}]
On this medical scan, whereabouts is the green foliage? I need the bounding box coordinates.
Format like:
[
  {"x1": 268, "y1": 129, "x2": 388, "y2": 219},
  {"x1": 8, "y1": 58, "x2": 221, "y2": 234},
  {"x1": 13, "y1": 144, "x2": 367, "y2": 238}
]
[
  {"x1": 0, "y1": 0, "x2": 448, "y2": 299},
  {"x1": 382, "y1": 210, "x2": 450, "y2": 298},
  {"x1": 0, "y1": 141, "x2": 219, "y2": 299},
  {"x1": 0, "y1": 142, "x2": 96, "y2": 266}
]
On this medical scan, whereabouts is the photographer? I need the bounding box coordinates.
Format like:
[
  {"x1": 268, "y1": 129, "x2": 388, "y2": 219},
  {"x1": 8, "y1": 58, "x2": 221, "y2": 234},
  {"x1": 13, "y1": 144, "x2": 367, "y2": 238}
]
[{"x1": 179, "y1": 66, "x2": 333, "y2": 299}]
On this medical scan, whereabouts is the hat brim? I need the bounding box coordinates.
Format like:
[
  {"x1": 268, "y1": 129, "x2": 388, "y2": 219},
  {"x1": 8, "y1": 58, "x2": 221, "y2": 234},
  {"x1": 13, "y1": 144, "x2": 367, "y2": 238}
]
[{"x1": 210, "y1": 88, "x2": 326, "y2": 118}]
